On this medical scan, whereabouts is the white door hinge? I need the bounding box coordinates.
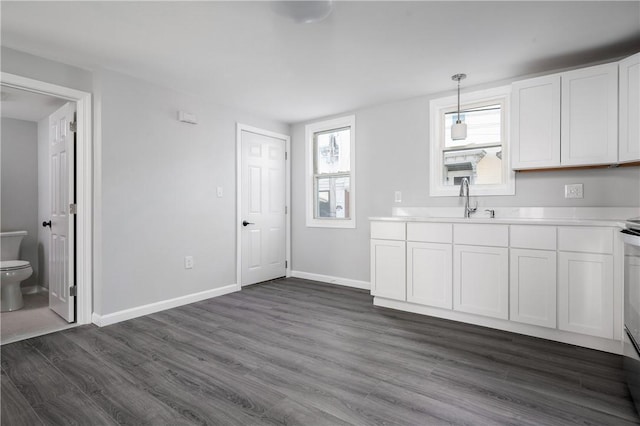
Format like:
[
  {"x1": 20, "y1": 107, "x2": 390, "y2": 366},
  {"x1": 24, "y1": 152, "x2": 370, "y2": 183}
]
[
  {"x1": 285, "y1": 152, "x2": 288, "y2": 160},
  {"x1": 69, "y1": 203, "x2": 77, "y2": 214},
  {"x1": 285, "y1": 206, "x2": 288, "y2": 214},
  {"x1": 69, "y1": 286, "x2": 77, "y2": 297},
  {"x1": 70, "y1": 121, "x2": 77, "y2": 132}
]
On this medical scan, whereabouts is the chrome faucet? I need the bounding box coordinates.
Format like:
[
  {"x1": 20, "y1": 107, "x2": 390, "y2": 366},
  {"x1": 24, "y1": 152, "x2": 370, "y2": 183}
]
[{"x1": 459, "y1": 178, "x2": 478, "y2": 218}]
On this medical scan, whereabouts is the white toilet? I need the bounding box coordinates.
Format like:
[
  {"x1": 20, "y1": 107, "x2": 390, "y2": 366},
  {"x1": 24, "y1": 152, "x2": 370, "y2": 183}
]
[{"x1": 0, "y1": 231, "x2": 33, "y2": 312}]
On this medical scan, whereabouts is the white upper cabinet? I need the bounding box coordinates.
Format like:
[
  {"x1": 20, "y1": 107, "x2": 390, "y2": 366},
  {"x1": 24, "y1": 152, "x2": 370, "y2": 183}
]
[
  {"x1": 511, "y1": 75, "x2": 561, "y2": 169},
  {"x1": 561, "y1": 63, "x2": 619, "y2": 166},
  {"x1": 619, "y1": 53, "x2": 640, "y2": 163},
  {"x1": 512, "y1": 60, "x2": 630, "y2": 169}
]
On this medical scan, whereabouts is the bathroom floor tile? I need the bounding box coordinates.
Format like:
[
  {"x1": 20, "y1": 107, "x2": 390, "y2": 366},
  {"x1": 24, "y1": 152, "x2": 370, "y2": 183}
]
[{"x1": 1, "y1": 292, "x2": 74, "y2": 345}]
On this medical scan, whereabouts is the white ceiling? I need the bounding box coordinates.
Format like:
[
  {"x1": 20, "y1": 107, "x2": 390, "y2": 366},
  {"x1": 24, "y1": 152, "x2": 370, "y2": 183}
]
[
  {"x1": 1, "y1": 1, "x2": 639, "y2": 124},
  {"x1": 1, "y1": 86, "x2": 66, "y2": 122}
]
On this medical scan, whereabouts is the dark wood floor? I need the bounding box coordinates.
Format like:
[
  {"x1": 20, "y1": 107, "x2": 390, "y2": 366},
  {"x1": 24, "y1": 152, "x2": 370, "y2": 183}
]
[{"x1": 1, "y1": 277, "x2": 638, "y2": 425}]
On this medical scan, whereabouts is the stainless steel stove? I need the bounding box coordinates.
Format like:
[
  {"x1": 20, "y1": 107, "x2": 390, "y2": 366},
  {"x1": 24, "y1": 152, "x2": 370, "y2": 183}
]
[{"x1": 623, "y1": 217, "x2": 640, "y2": 414}]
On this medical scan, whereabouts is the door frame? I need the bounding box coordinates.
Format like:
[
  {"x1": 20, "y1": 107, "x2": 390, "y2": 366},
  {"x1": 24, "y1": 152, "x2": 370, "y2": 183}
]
[
  {"x1": 236, "y1": 123, "x2": 291, "y2": 288},
  {"x1": 1, "y1": 72, "x2": 93, "y2": 325}
]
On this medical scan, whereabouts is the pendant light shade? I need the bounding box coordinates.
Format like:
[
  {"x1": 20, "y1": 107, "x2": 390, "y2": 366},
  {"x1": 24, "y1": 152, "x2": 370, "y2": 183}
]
[
  {"x1": 451, "y1": 73, "x2": 467, "y2": 141},
  {"x1": 451, "y1": 121, "x2": 467, "y2": 140}
]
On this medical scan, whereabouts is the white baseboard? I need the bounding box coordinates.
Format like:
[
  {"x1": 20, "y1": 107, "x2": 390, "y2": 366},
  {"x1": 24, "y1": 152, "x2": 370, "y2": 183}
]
[
  {"x1": 21, "y1": 285, "x2": 47, "y2": 295},
  {"x1": 92, "y1": 283, "x2": 240, "y2": 327},
  {"x1": 374, "y1": 297, "x2": 623, "y2": 355},
  {"x1": 290, "y1": 270, "x2": 370, "y2": 290}
]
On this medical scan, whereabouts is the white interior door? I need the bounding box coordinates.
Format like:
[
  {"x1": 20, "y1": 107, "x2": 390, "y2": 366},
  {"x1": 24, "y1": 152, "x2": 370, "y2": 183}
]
[
  {"x1": 241, "y1": 129, "x2": 286, "y2": 286},
  {"x1": 48, "y1": 102, "x2": 76, "y2": 322}
]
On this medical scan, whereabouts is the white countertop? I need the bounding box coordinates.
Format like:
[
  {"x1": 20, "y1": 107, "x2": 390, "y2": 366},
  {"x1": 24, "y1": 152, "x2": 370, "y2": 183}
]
[
  {"x1": 369, "y1": 216, "x2": 626, "y2": 227},
  {"x1": 369, "y1": 206, "x2": 640, "y2": 228}
]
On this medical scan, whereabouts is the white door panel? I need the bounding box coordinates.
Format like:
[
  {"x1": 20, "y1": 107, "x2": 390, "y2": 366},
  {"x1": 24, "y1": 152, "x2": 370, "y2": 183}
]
[
  {"x1": 241, "y1": 130, "x2": 286, "y2": 285},
  {"x1": 453, "y1": 245, "x2": 509, "y2": 319},
  {"x1": 370, "y1": 239, "x2": 406, "y2": 301},
  {"x1": 407, "y1": 242, "x2": 452, "y2": 309},
  {"x1": 48, "y1": 102, "x2": 76, "y2": 322},
  {"x1": 510, "y1": 248, "x2": 557, "y2": 328},
  {"x1": 558, "y1": 252, "x2": 614, "y2": 339}
]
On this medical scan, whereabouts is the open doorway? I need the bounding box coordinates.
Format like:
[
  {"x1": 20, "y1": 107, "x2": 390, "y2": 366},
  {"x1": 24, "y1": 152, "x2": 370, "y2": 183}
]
[{"x1": 1, "y1": 73, "x2": 92, "y2": 344}]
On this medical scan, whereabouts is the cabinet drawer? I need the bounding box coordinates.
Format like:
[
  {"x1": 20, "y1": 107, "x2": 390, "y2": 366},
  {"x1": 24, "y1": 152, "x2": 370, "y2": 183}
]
[
  {"x1": 558, "y1": 227, "x2": 613, "y2": 254},
  {"x1": 510, "y1": 225, "x2": 556, "y2": 250},
  {"x1": 407, "y1": 222, "x2": 452, "y2": 243},
  {"x1": 371, "y1": 221, "x2": 406, "y2": 240},
  {"x1": 454, "y1": 224, "x2": 509, "y2": 247}
]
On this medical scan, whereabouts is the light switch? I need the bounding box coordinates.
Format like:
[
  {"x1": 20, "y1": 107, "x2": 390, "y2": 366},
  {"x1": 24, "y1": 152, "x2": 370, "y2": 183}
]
[
  {"x1": 184, "y1": 256, "x2": 194, "y2": 269},
  {"x1": 394, "y1": 191, "x2": 402, "y2": 203},
  {"x1": 216, "y1": 186, "x2": 223, "y2": 198}
]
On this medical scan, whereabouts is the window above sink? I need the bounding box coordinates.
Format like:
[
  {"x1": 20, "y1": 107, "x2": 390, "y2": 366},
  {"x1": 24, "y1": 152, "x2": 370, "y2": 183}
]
[{"x1": 429, "y1": 85, "x2": 515, "y2": 196}]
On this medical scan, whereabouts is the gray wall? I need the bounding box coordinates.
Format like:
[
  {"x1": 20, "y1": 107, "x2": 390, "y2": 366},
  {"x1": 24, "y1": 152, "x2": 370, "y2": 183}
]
[
  {"x1": 95, "y1": 69, "x2": 289, "y2": 315},
  {"x1": 37, "y1": 117, "x2": 49, "y2": 289},
  {"x1": 1, "y1": 46, "x2": 93, "y2": 93},
  {"x1": 2, "y1": 48, "x2": 290, "y2": 317},
  {"x1": 1, "y1": 118, "x2": 39, "y2": 288},
  {"x1": 291, "y1": 93, "x2": 640, "y2": 282}
]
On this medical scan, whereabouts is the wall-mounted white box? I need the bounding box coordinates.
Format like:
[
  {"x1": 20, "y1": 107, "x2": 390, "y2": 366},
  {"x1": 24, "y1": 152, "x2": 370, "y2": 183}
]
[
  {"x1": 565, "y1": 183, "x2": 583, "y2": 199},
  {"x1": 178, "y1": 111, "x2": 198, "y2": 124}
]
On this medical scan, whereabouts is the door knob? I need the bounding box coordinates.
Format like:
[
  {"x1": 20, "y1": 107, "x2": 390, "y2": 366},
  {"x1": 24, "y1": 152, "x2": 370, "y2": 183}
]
[
  {"x1": 42, "y1": 220, "x2": 51, "y2": 228},
  {"x1": 242, "y1": 220, "x2": 254, "y2": 227}
]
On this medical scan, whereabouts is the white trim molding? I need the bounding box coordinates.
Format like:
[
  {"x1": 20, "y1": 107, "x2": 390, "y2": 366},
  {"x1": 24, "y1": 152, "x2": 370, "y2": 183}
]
[
  {"x1": 305, "y1": 115, "x2": 356, "y2": 228},
  {"x1": 291, "y1": 270, "x2": 370, "y2": 290},
  {"x1": 1, "y1": 72, "x2": 93, "y2": 326},
  {"x1": 92, "y1": 284, "x2": 239, "y2": 327},
  {"x1": 374, "y1": 296, "x2": 622, "y2": 354},
  {"x1": 236, "y1": 124, "x2": 292, "y2": 287}
]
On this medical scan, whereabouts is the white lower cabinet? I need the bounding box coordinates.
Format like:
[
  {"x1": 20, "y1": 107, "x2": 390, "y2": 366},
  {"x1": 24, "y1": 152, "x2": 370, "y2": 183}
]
[
  {"x1": 510, "y1": 248, "x2": 557, "y2": 328},
  {"x1": 453, "y1": 245, "x2": 509, "y2": 319},
  {"x1": 370, "y1": 239, "x2": 406, "y2": 301},
  {"x1": 407, "y1": 242, "x2": 452, "y2": 309},
  {"x1": 558, "y1": 252, "x2": 614, "y2": 339},
  {"x1": 370, "y1": 220, "x2": 622, "y2": 353}
]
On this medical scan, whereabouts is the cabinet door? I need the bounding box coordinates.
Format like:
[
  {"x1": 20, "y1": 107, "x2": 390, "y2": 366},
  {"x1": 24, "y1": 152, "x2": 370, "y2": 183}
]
[
  {"x1": 561, "y1": 63, "x2": 618, "y2": 166},
  {"x1": 558, "y1": 252, "x2": 614, "y2": 339},
  {"x1": 370, "y1": 239, "x2": 406, "y2": 301},
  {"x1": 510, "y1": 249, "x2": 557, "y2": 328},
  {"x1": 453, "y1": 245, "x2": 508, "y2": 319},
  {"x1": 619, "y1": 52, "x2": 640, "y2": 163},
  {"x1": 407, "y1": 242, "x2": 452, "y2": 309},
  {"x1": 511, "y1": 75, "x2": 561, "y2": 169}
]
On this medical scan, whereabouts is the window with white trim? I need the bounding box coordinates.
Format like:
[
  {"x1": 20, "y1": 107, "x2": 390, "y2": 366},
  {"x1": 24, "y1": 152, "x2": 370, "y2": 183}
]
[
  {"x1": 305, "y1": 115, "x2": 356, "y2": 228},
  {"x1": 429, "y1": 85, "x2": 515, "y2": 196}
]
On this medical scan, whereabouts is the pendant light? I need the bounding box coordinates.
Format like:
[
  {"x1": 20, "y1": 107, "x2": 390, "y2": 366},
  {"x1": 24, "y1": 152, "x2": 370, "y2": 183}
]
[{"x1": 451, "y1": 73, "x2": 467, "y2": 140}]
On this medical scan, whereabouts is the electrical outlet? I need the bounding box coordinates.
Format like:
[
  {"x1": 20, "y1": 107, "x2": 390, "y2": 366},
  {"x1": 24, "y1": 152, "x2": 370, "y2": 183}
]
[
  {"x1": 184, "y1": 256, "x2": 194, "y2": 269},
  {"x1": 394, "y1": 191, "x2": 402, "y2": 203},
  {"x1": 564, "y1": 184, "x2": 584, "y2": 199}
]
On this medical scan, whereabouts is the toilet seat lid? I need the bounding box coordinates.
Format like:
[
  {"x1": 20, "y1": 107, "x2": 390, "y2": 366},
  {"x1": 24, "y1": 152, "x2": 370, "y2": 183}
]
[{"x1": 0, "y1": 260, "x2": 31, "y2": 271}]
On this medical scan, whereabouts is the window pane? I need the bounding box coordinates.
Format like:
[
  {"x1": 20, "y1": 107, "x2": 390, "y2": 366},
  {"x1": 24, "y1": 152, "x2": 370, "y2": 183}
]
[
  {"x1": 444, "y1": 104, "x2": 501, "y2": 148},
  {"x1": 314, "y1": 128, "x2": 351, "y2": 174},
  {"x1": 315, "y1": 176, "x2": 350, "y2": 219},
  {"x1": 442, "y1": 146, "x2": 503, "y2": 186}
]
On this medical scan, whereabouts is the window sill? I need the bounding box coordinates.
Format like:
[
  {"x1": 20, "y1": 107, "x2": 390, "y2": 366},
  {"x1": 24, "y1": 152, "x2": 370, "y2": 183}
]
[{"x1": 306, "y1": 219, "x2": 357, "y2": 229}]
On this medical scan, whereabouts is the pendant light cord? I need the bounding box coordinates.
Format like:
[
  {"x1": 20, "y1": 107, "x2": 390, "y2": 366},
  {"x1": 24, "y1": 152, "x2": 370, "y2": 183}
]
[{"x1": 457, "y1": 78, "x2": 461, "y2": 123}]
